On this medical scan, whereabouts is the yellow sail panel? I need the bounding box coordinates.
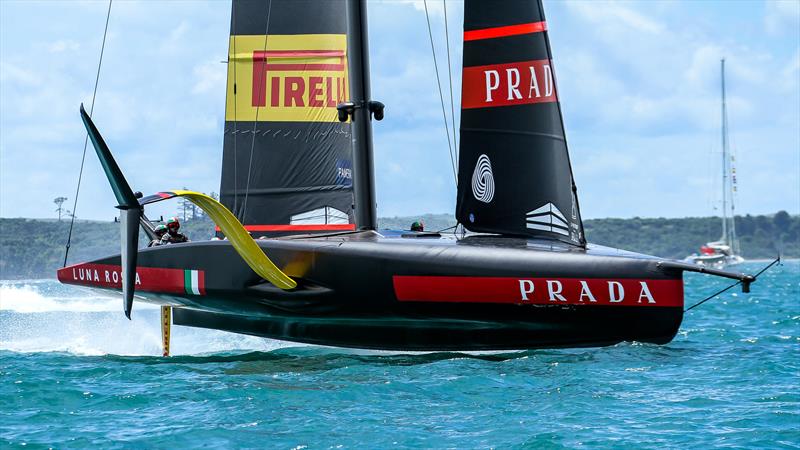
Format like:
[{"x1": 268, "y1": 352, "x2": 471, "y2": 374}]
[
  {"x1": 225, "y1": 34, "x2": 348, "y2": 123},
  {"x1": 170, "y1": 190, "x2": 297, "y2": 290}
]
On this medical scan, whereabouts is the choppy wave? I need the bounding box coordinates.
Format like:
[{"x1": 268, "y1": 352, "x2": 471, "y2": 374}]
[
  {"x1": 0, "y1": 281, "x2": 526, "y2": 359},
  {"x1": 0, "y1": 281, "x2": 133, "y2": 313}
]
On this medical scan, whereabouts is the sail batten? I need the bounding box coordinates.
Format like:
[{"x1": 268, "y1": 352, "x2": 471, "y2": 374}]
[{"x1": 456, "y1": 0, "x2": 585, "y2": 246}]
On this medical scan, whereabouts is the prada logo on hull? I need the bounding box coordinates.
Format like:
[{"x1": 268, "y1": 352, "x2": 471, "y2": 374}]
[
  {"x1": 518, "y1": 279, "x2": 655, "y2": 304},
  {"x1": 393, "y1": 276, "x2": 684, "y2": 307}
]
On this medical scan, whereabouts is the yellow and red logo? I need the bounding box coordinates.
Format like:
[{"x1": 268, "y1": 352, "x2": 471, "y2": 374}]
[{"x1": 225, "y1": 34, "x2": 348, "y2": 123}]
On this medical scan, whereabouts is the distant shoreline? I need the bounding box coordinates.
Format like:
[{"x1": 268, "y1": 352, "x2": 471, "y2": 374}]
[{"x1": 1, "y1": 212, "x2": 797, "y2": 279}]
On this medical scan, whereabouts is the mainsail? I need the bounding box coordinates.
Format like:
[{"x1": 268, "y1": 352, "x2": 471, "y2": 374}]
[
  {"x1": 455, "y1": 0, "x2": 585, "y2": 245},
  {"x1": 220, "y1": 0, "x2": 355, "y2": 236}
]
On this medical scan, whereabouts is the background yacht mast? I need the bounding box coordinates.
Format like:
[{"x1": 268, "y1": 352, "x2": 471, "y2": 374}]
[
  {"x1": 720, "y1": 58, "x2": 729, "y2": 245},
  {"x1": 720, "y1": 58, "x2": 740, "y2": 253}
]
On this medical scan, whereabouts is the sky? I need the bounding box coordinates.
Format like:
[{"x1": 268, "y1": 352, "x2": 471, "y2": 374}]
[{"x1": 1, "y1": 0, "x2": 798, "y2": 222}]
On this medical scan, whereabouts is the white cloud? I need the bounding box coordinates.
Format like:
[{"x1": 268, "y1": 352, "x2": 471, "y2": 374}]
[
  {"x1": 684, "y1": 44, "x2": 726, "y2": 88},
  {"x1": 48, "y1": 39, "x2": 80, "y2": 53},
  {"x1": 765, "y1": 0, "x2": 800, "y2": 34},
  {"x1": 403, "y1": 0, "x2": 445, "y2": 18},
  {"x1": 192, "y1": 61, "x2": 226, "y2": 95},
  {"x1": 555, "y1": 0, "x2": 793, "y2": 138},
  {"x1": 778, "y1": 50, "x2": 800, "y2": 92},
  {"x1": 160, "y1": 21, "x2": 190, "y2": 53},
  {"x1": 564, "y1": 1, "x2": 664, "y2": 34},
  {"x1": 0, "y1": 61, "x2": 42, "y2": 87}
]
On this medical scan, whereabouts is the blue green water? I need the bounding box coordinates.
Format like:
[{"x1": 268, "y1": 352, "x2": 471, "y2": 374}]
[{"x1": 1, "y1": 261, "x2": 798, "y2": 448}]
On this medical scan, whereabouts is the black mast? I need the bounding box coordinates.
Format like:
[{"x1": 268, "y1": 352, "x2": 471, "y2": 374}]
[{"x1": 345, "y1": 0, "x2": 377, "y2": 230}]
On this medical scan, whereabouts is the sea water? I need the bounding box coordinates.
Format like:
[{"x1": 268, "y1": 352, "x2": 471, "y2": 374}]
[{"x1": 1, "y1": 261, "x2": 798, "y2": 448}]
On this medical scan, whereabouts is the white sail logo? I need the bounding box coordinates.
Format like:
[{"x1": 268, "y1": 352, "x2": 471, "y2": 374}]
[
  {"x1": 526, "y1": 202, "x2": 570, "y2": 236},
  {"x1": 472, "y1": 154, "x2": 495, "y2": 203}
]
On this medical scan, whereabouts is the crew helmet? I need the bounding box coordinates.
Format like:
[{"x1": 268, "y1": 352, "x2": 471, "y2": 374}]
[{"x1": 166, "y1": 217, "x2": 181, "y2": 231}]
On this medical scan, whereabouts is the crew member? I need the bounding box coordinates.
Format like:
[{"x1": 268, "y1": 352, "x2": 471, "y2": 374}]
[
  {"x1": 410, "y1": 221, "x2": 424, "y2": 232},
  {"x1": 160, "y1": 217, "x2": 190, "y2": 245},
  {"x1": 148, "y1": 224, "x2": 168, "y2": 247}
]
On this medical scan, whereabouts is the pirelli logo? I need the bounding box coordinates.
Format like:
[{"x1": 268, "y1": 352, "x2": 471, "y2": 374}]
[{"x1": 226, "y1": 34, "x2": 348, "y2": 123}]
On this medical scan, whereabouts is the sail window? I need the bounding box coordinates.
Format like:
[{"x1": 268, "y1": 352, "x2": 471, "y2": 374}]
[{"x1": 290, "y1": 207, "x2": 349, "y2": 225}]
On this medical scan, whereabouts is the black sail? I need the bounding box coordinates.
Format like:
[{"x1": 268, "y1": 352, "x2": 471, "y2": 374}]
[
  {"x1": 455, "y1": 0, "x2": 585, "y2": 246},
  {"x1": 220, "y1": 0, "x2": 355, "y2": 237}
]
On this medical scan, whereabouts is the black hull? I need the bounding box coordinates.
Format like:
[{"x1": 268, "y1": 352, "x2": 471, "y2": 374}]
[
  {"x1": 172, "y1": 306, "x2": 680, "y2": 351},
  {"x1": 58, "y1": 231, "x2": 684, "y2": 351}
]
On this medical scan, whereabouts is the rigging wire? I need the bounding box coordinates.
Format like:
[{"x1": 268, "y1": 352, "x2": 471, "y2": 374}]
[
  {"x1": 63, "y1": 0, "x2": 113, "y2": 267},
  {"x1": 442, "y1": 0, "x2": 458, "y2": 166},
  {"x1": 231, "y1": 2, "x2": 240, "y2": 213},
  {"x1": 685, "y1": 280, "x2": 741, "y2": 313},
  {"x1": 435, "y1": 224, "x2": 457, "y2": 233},
  {"x1": 684, "y1": 257, "x2": 781, "y2": 312},
  {"x1": 423, "y1": 0, "x2": 458, "y2": 185},
  {"x1": 242, "y1": 0, "x2": 273, "y2": 219},
  {"x1": 441, "y1": 0, "x2": 463, "y2": 233}
]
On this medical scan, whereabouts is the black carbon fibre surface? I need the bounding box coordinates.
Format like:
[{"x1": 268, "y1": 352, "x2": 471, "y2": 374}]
[
  {"x1": 67, "y1": 233, "x2": 684, "y2": 350},
  {"x1": 457, "y1": 0, "x2": 586, "y2": 245}
]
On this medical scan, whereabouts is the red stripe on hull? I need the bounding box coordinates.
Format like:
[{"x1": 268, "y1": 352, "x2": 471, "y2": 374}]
[
  {"x1": 393, "y1": 276, "x2": 683, "y2": 307},
  {"x1": 57, "y1": 263, "x2": 203, "y2": 295},
  {"x1": 464, "y1": 21, "x2": 547, "y2": 41},
  {"x1": 214, "y1": 224, "x2": 356, "y2": 232}
]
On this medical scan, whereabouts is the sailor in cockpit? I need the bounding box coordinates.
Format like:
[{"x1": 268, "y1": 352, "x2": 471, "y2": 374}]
[
  {"x1": 160, "y1": 217, "x2": 190, "y2": 245},
  {"x1": 147, "y1": 224, "x2": 168, "y2": 247}
]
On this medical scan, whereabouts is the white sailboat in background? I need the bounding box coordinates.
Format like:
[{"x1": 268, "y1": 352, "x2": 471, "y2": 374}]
[{"x1": 687, "y1": 59, "x2": 745, "y2": 269}]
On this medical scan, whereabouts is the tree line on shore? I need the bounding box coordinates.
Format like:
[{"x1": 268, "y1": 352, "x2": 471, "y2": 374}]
[{"x1": 0, "y1": 211, "x2": 796, "y2": 279}]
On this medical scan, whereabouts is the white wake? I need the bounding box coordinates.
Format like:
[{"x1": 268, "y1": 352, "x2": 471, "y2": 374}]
[{"x1": 0, "y1": 280, "x2": 296, "y2": 356}]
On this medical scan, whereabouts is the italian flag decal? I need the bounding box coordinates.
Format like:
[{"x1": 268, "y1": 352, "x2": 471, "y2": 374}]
[{"x1": 183, "y1": 270, "x2": 205, "y2": 295}]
